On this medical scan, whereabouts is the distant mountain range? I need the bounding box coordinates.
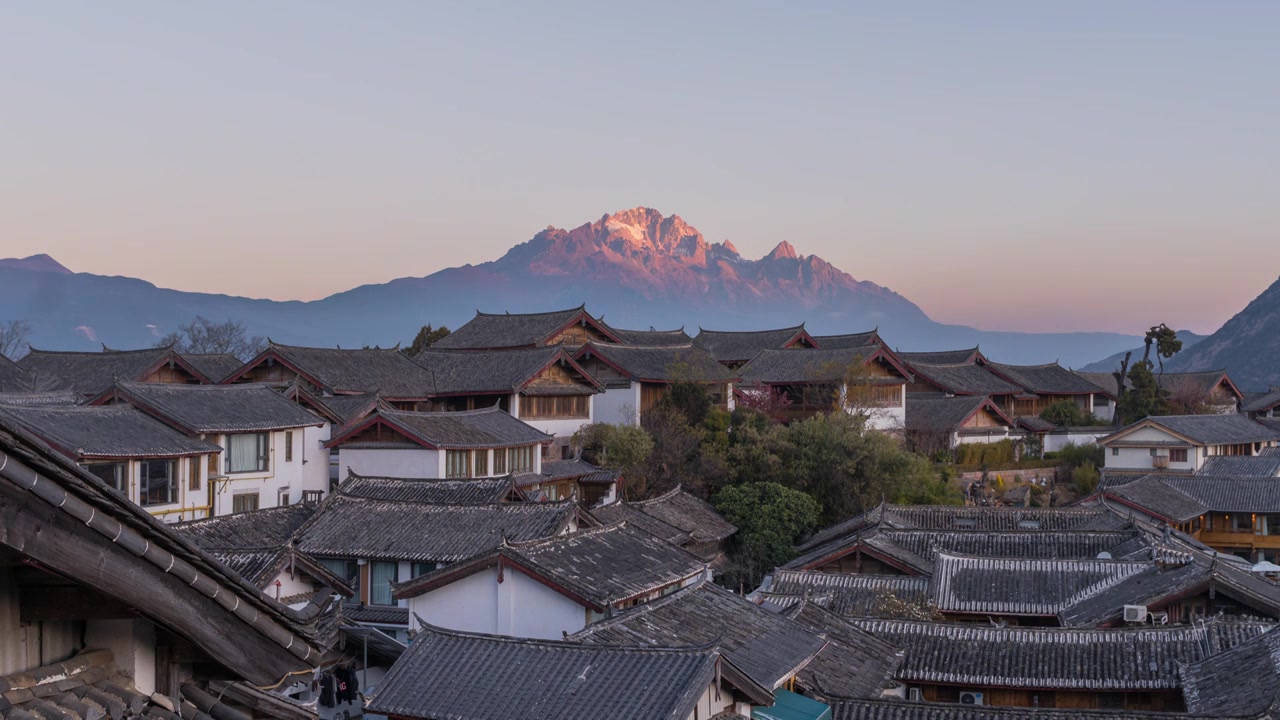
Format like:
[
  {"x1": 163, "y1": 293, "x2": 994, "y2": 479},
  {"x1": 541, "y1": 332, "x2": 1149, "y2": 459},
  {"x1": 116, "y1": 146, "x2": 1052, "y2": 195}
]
[
  {"x1": 1076, "y1": 331, "x2": 1207, "y2": 374},
  {"x1": 1, "y1": 207, "x2": 1145, "y2": 366},
  {"x1": 1165, "y1": 276, "x2": 1280, "y2": 391}
]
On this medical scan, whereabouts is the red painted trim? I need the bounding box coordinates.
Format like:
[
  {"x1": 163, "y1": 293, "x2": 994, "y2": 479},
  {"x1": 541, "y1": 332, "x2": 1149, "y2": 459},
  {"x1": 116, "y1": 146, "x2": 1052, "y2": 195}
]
[
  {"x1": 140, "y1": 351, "x2": 215, "y2": 385},
  {"x1": 546, "y1": 311, "x2": 623, "y2": 346},
  {"x1": 782, "y1": 329, "x2": 820, "y2": 350},
  {"x1": 862, "y1": 345, "x2": 915, "y2": 382},
  {"x1": 324, "y1": 414, "x2": 437, "y2": 450},
  {"x1": 1101, "y1": 492, "x2": 1180, "y2": 525},
  {"x1": 514, "y1": 350, "x2": 606, "y2": 393},
  {"x1": 573, "y1": 344, "x2": 637, "y2": 381}
]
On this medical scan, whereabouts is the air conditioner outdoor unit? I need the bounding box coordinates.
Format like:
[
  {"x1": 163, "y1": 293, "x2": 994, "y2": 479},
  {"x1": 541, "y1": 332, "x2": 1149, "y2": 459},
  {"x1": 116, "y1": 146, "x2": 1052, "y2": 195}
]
[
  {"x1": 959, "y1": 691, "x2": 985, "y2": 705},
  {"x1": 1124, "y1": 604, "x2": 1148, "y2": 623}
]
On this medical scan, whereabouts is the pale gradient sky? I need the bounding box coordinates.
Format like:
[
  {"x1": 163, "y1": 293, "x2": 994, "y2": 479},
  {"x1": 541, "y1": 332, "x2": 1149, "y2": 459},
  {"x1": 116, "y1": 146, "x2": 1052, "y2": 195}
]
[{"x1": 2, "y1": 2, "x2": 1278, "y2": 335}]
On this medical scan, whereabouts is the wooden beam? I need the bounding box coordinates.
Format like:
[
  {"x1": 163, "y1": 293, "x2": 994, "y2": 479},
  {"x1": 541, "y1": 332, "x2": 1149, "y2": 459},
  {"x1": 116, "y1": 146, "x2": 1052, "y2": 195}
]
[{"x1": 0, "y1": 481, "x2": 306, "y2": 686}]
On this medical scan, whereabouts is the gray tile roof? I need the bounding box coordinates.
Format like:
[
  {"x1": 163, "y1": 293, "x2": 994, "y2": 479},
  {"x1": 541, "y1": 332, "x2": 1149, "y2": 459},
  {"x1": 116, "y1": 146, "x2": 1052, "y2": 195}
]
[
  {"x1": 765, "y1": 570, "x2": 932, "y2": 618},
  {"x1": 338, "y1": 471, "x2": 514, "y2": 504},
  {"x1": 576, "y1": 341, "x2": 737, "y2": 383},
  {"x1": 0, "y1": 390, "x2": 82, "y2": 406},
  {"x1": 179, "y1": 353, "x2": 246, "y2": 383},
  {"x1": 1110, "y1": 414, "x2": 1280, "y2": 446},
  {"x1": 1106, "y1": 473, "x2": 1280, "y2": 522},
  {"x1": 17, "y1": 346, "x2": 213, "y2": 395},
  {"x1": 592, "y1": 500, "x2": 693, "y2": 545},
  {"x1": 295, "y1": 494, "x2": 576, "y2": 563},
  {"x1": 101, "y1": 381, "x2": 325, "y2": 434},
  {"x1": 1182, "y1": 625, "x2": 1280, "y2": 716},
  {"x1": 312, "y1": 391, "x2": 381, "y2": 423},
  {"x1": 739, "y1": 347, "x2": 910, "y2": 385},
  {"x1": 0, "y1": 353, "x2": 31, "y2": 392},
  {"x1": 779, "y1": 601, "x2": 903, "y2": 700},
  {"x1": 433, "y1": 305, "x2": 621, "y2": 350},
  {"x1": 694, "y1": 325, "x2": 813, "y2": 364},
  {"x1": 906, "y1": 362, "x2": 1024, "y2": 395},
  {"x1": 1198, "y1": 454, "x2": 1280, "y2": 477},
  {"x1": 905, "y1": 395, "x2": 1011, "y2": 433},
  {"x1": 366, "y1": 623, "x2": 720, "y2": 720},
  {"x1": 571, "y1": 580, "x2": 827, "y2": 692},
  {"x1": 852, "y1": 617, "x2": 1267, "y2": 691},
  {"x1": 1076, "y1": 370, "x2": 1123, "y2": 397},
  {"x1": 830, "y1": 698, "x2": 1250, "y2": 720},
  {"x1": 173, "y1": 504, "x2": 318, "y2": 550},
  {"x1": 630, "y1": 486, "x2": 737, "y2": 543},
  {"x1": 605, "y1": 326, "x2": 694, "y2": 346},
  {"x1": 1243, "y1": 387, "x2": 1280, "y2": 414},
  {"x1": 1158, "y1": 369, "x2": 1241, "y2": 399},
  {"x1": 238, "y1": 342, "x2": 439, "y2": 398},
  {"x1": 986, "y1": 361, "x2": 1104, "y2": 395},
  {"x1": 329, "y1": 406, "x2": 552, "y2": 450},
  {"x1": 0, "y1": 403, "x2": 221, "y2": 459},
  {"x1": 395, "y1": 522, "x2": 707, "y2": 608},
  {"x1": 413, "y1": 345, "x2": 600, "y2": 395},
  {"x1": 896, "y1": 348, "x2": 983, "y2": 365},
  {"x1": 811, "y1": 330, "x2": 881, "y2": 349},
  {"x1": 929, "y1": 552, "x2": 1151, "y2": 616}
]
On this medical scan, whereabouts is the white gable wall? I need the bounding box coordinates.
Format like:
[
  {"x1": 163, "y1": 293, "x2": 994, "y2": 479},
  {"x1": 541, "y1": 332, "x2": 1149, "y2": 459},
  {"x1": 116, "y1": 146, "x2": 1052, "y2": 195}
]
[
  {"x1": 210, "y1": 425, "x2": 332, "y2": 515},
  {"x1": 594, "y1": 384, "x2": 642, "y2": 426},
  {"x1": 338, "y1": 447, "x2": 443, "y2": 479},
  {"x1": 406, "y1": 566, "x2": 587, "y2": 641}
]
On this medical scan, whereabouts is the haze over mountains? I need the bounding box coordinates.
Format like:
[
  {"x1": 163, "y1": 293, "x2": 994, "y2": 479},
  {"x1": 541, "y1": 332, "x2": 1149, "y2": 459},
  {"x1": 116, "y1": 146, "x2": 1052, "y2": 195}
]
[{"x1": 0, "y1": 207, "x2": 1171, "y2": 367}]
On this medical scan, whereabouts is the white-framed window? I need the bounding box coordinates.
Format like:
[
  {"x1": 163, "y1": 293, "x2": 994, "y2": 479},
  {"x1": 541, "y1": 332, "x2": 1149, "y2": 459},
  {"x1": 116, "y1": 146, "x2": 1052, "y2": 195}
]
[
  {"x1": 84, "y1": 462, "x2": 127, "y2": 493},
  {"x1": 474, "y1": 450, "x2": 489, "y2": 477},
  {"x1": 445, "y1": 450, "x2": 471, "y2": 479},
  {"x1": 226, "y1": 433, "x2": 269, "y2": 474},
  {"x1": 508, "y1": 446, "x2": 534, "y2": 473},
  {"x1": 232, "y1": 492, "x2": 260, "y2": 513},
  {"x1": 140, "y1": 460, "x2": 177, "y2": 506}
]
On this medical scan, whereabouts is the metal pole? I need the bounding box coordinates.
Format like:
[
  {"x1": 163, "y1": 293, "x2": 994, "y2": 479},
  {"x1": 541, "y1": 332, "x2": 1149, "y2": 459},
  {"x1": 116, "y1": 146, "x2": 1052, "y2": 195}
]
[{"x1": 363, "y1": 633, "x2": 368, "y2": 697}]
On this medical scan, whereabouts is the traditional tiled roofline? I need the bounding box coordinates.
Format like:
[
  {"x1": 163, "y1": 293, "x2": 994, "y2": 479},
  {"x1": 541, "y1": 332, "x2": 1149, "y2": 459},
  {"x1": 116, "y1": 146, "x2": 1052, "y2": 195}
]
[
  {"x1": 810, "y1": 329, "x2": 880, "y2": 349},
  {"x1": 18, "y1": 345, "x2": 215, "y2": 394},
  {"x1": 432, "y1": 304, "x2": 623, "y2": 350},
  {"x1": 224, "y1": 341, "x2": 437, "y2": 399},
  {"x1": 575, "y1": 341, "x2": 739, "y2": 384},
  {"x1": 413, "y1": 345, "x2": 604, "y2": 396},
  {"x1": 603, "y1": 324, "x2": 694, "y2": 347},
  {"x1": 897, "y1": 347, "x2": 986, "y2": 366},
  {"x1": 738, "y1": 345, "x2": 914, "y2": 386},
  {"x1": 1099, "y1": 414, "x2": 1280, "y2": 448},
  {"x1": 325, "y1": 405, "x2": 552, "y2": 451},
  {"x1": 905, "y1": 361, "x2": 1025, "y2": 396},
  {"x1": 1243, "y1": 386, "x2": 1280, "y2": 414},
  {"x1": 337, "y1": 469, "x2": 516, "y2": 504},
  {"x1": 90, "y1": 380, "x2": 326, "y2": 435},
  {"x1": 904, "y1": 394, "x2": 1014, "y2": 434},
  {"x1": 693, "y1": 324, "x2": 817, "y2": 364},
  {"x1": 852, "y1": 616, "x2": 1268, "y2": 691},
  {"x1": 626, "y1": 484, "x2": 737, "y2": 543},
  {"x1": 392, "y1": 521, "x2": 708, "y2": 609},
  {"x1": 986, "y1": 360, "x2": 1106, "y2": 395},
  {"x1": 830, "y1": 697, "x2": 1261, "y2": 720},
  {"x1": 0, "y1": 403, "x2": 222, "y2": 459},
  {"x1": 929, "y1": 551, "x2": 1153, "y2": 616}
]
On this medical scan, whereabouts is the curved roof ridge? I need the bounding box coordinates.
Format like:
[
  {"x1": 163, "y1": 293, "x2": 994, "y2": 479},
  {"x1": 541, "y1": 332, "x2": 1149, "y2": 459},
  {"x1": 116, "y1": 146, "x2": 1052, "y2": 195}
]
[
  {"x1": 24, "y1": 345, "x2": 171, "y2": 357},
  {"x1": 506, "y1": 520, "x2": 630, "y2": 549},
  {"x1": 328, "y1": 492, "x2": 574, "y2": 510},
  {"x1": 695, "y1": 324, "x2": 806, "y2": 336},
  {"x1": 633, "y1": 484, "x2": 684, "y2": 506},
  {"x1": 414, "y1": 614, "x2": 719, "y2": 653},
  {"x1": 473, "y1": 304, "x2": 587, "y2": 319}
]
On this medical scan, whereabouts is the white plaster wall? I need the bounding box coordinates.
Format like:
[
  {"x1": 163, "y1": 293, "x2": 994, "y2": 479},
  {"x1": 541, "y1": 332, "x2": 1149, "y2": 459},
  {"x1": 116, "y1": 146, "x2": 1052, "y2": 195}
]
[
  {"x1": 85, "y1": 619, "x2": 156, "y2": 695},
  {"x1": 212, "y1": 428, "x2": 331, "y2": 514},
  {"x1": 337, "y1": 448, "x2": 441, "y2": 479},
  {"x1": 593, "y1": 385, "x2": 641, "y2": 426},
  {"x1": 407, "y1": 570, "x2": 498, "y2": 635},
  {"x1": 121, "y1": 455, "x2": 212, "y2": 524},
  {"x1": 864, "y1": 405, "x2": 906, "y2": 433},
  {"x1": 1093, "y1": 398, "x2": 1115, "y2": 423},
  {"x1": 1122, "y1": 426, "x2": 1184, "y2": 442},
  {"x1": 524, "y1": 417, "x2": 593, "y2": 443},
  {"x1": 407, "y1": 566, "x2": 586, "y2": 640},
  {"x1": 1044, "y1": 430, "x2": 1109, "y2": 454},
  {"x1": 1104, "y1": 446, "x2": 1196, "y2": 473},
  {"x1": 956, "y1": 431, "x2": 1011, "y2": 446}
]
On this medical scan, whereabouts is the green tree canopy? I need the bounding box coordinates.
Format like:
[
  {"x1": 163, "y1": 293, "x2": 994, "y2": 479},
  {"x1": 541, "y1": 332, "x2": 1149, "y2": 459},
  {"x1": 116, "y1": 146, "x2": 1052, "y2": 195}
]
[
  {"x1": 713, "y1": 482, "x2": 820, "y2": 590},
  {"x1": 405, "y1": 324, "x2": 452, "y2": 356}
]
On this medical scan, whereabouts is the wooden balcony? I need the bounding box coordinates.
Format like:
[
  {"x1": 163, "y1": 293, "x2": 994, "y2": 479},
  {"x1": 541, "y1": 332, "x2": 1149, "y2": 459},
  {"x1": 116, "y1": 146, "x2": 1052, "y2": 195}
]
[{"x1": 1195, "y1": 530, "x2": 1280, "y2": 551}]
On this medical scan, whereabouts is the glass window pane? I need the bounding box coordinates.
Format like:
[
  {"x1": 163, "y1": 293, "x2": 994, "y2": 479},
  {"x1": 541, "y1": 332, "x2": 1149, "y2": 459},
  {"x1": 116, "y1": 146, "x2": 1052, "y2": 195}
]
[
  {"x1": 370, "y1": 561, "x2": 398, "y2": 606},
  {"x1": 227, "y1": 433, "x2": 268, "y2": 473}
]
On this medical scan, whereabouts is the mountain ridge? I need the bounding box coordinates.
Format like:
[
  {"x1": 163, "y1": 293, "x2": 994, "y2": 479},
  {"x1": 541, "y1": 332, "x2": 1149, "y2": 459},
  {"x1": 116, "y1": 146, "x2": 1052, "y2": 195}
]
[
  {"x1": 1, "y1": 207, "x2": 1141, "y2": 366},
  {"x1": 1166, "y1": 275, "x2": 1280, "y2": 390}
]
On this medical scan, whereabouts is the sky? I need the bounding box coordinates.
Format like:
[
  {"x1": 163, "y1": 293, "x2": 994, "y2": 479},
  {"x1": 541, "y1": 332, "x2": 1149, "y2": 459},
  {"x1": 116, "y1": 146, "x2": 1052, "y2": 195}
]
[{"x1": 2, "y1": 2, "x2": 1278, "y2": 335}]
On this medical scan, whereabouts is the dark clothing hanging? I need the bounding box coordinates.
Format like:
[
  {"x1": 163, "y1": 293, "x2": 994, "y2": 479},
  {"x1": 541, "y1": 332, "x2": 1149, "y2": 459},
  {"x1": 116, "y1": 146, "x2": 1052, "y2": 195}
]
[{"x1": 319, "y1": 674, "x2": 335, "y2": 708}]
